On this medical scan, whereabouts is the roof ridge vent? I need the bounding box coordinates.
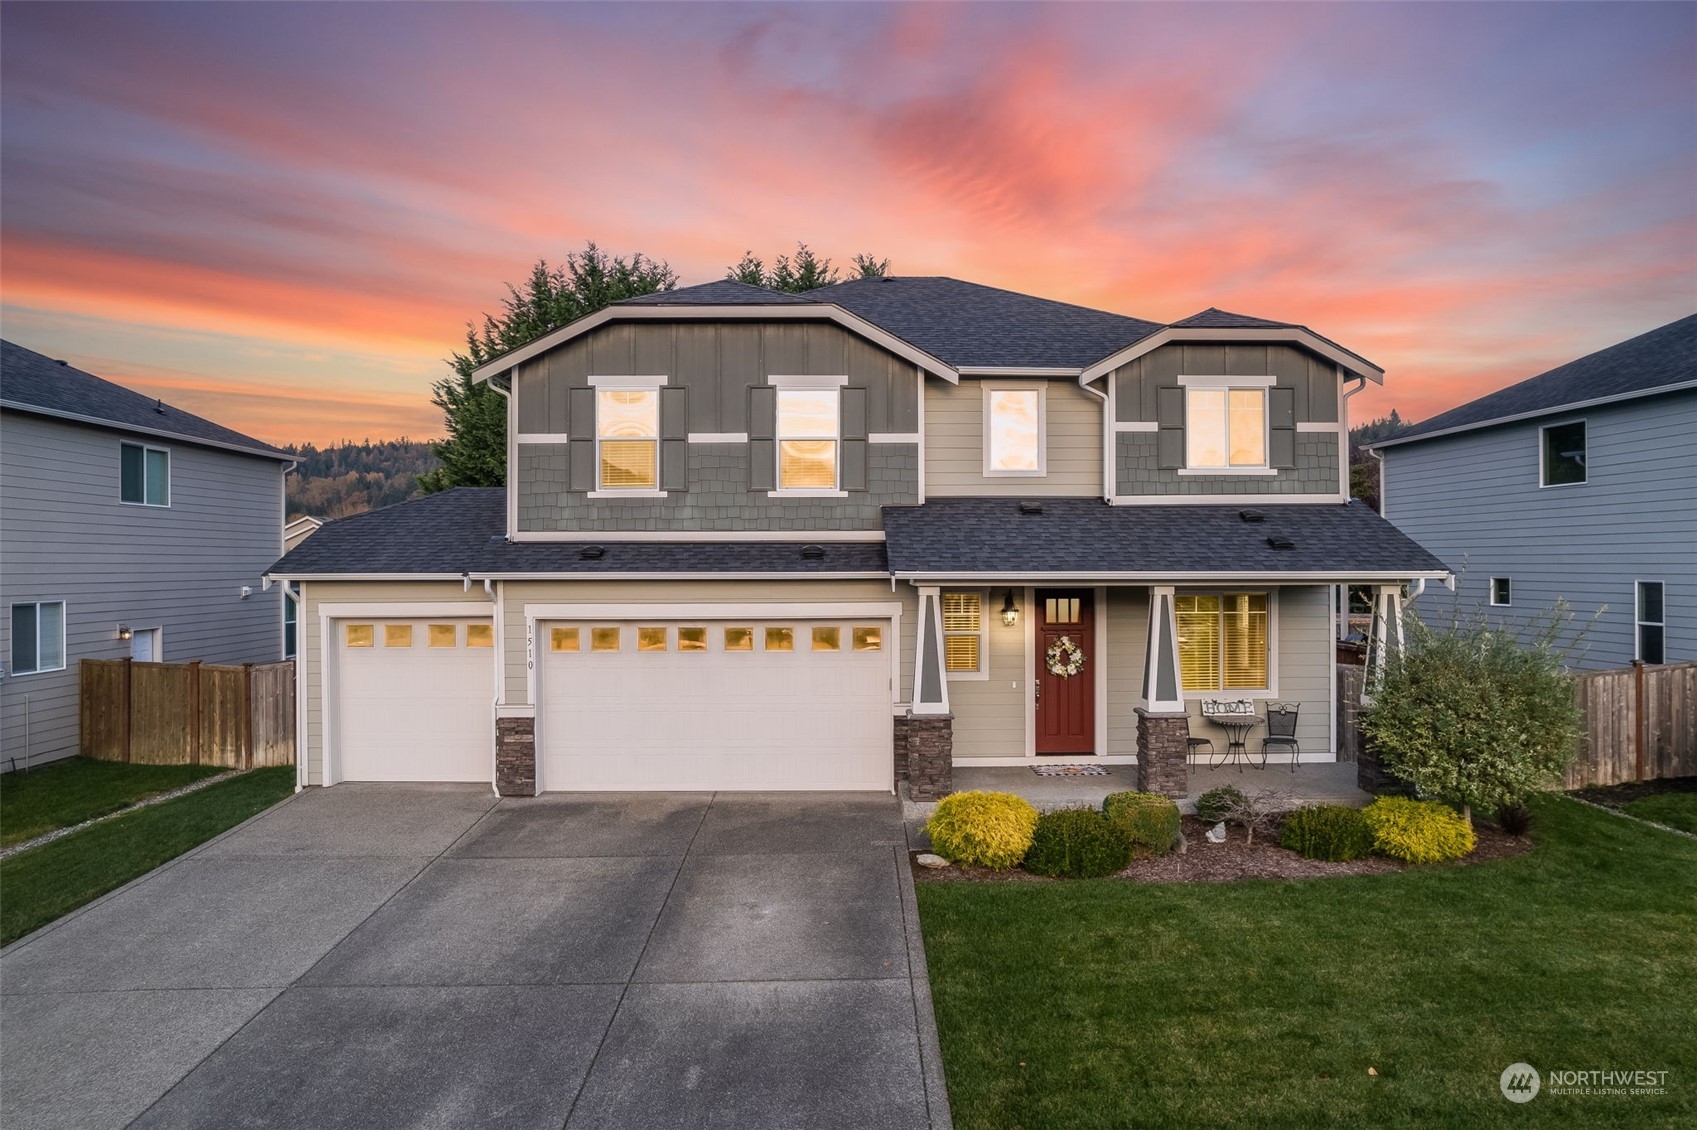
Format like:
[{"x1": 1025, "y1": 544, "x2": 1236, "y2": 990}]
[
  {"x1": 1266, "y1": 535, "x2": 1295, "y2": 550},
  {"x1": 800, "y1": 544, "x2": 826, "y2": 559},
  {"x1": 579, "y1": 545, "x2": 605, "y2": 559},
  {"x1": 1018, "y1": 501, "x2": 1044, "y2": 515},
  {"x1": 1239, "y1": 509, "x2": 1265, "y2": 522}
]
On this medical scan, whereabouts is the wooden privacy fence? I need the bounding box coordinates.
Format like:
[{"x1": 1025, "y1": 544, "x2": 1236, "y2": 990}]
[{"x1": 80, "y1": 659, "x2": 295, "y2": 767}]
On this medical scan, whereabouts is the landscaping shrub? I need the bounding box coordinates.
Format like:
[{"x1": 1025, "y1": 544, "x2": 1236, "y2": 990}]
[
  {"x1": 1023, "y1": 807, "x2": 1133, "y2": 879},
  {"x1": 1195, "y1": 785, "x2": 1247, "y2": 825},
  {"x1": 925, "y1": 791, "x2": 1039, "y2": 870},
  {"x1": 1102, "y1": 791, "x2": 1181, "y2": 855},
  {"x1": 1495, "y1": 804, "x2": 1534, "y2": 836},
  {"x1": 1279, "y1": 805, "x2": 1375, "y2": 861},
  {"x1": 1364, "y1": 796, "x2": 1477, "y2": 863}
]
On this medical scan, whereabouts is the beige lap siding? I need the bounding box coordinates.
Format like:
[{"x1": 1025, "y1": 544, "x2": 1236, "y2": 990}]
[
  {"x1": 924, "y1": 378, "x2": 1104, "y2": 497},
  {"x1": 946, "y1": 592, "x2": 1028, "y2": 758},
  {"x1": 298, "y1": 581, "x2": 491, "y2": 787}
]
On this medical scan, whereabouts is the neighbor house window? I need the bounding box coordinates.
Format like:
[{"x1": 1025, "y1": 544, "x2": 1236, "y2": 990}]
[
  {"x1": 983, "y1": 385, "x2": 1044, "y2": 474},
  {"x1": 1637, "y1": 581, "x2": 1665, "y2": 665},
  {"x1": 597, "y1": 388, "x2": 659, "y2": 490},
  {"x1": 282, "y1": 584, "x2": 299, "y2": 659},
  {"x1": 1176, "y1": 593, "x2": 1270, "y2": 692},
  {"x1": 9, "y1": 601, "x2": 65, "y2": 675},
  {"x1": 1490, "y1": 578, "x2": 1512, "y2": 607},
  {"x1": 942, "y1": 592, "x2": 985, "y2": 674},
  {"x1": 1541, "y1": 420, "x2": 1586, "y2": 486},
  {"x1": 1186, "y1": 388, "x2": 1267, "y2": 469},
  {"x1": 120, "y1": 442, "x2": 170, "y2": 506},
  {"x1": 776, "y1": 388, "x2": 839, "y2": 490}
]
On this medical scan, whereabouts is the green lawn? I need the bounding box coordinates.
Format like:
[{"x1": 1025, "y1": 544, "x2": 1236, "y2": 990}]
[
  {"x1": 1, "y1": 766, "x2": 295, "y2": 945},
  {"x1": 918, "y1": 797, "x2": 1696, "y2": 1129},
  {"x1": 0, "y1": 758, "x2": 229, "y2": 848},
  {"x1": 1621, "y1": 792, "x2": 1697, "y2": 834}
]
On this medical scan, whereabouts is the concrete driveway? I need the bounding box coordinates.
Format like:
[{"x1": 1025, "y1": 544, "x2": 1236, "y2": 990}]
[{"x1": 0, "y1": 785, "x2": 950, "y2": 1129}]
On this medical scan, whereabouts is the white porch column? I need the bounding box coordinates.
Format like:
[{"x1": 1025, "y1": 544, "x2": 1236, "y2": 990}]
[
  {"x1": 1362, "y1": 583, "x2": 1405, "y2": 705},
  {"x1": 1140, "y1": 586, "x2": 1185, "y2": 713},
  {"x1": 912, "y1": 586, "x2": 951, "y2": 716}
]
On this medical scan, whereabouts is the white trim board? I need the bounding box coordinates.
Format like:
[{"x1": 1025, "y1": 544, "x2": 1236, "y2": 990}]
[
  {"x1": 1077, "y1": 326, "x2": 1384, "y2": 386},
  {"x1": 898, "y1": 570, "x2": 1451, "y2": 583},
  {"x1": 688, "y1": 432, "x2": 748, "y2": 444},
  {"x1": 524, "y1": 601, "x2": 904, "y2": 620},
  {"x1": 868, "y1": 432, "x2": 921, "y2": 444},
  {"x1": 1109, "y1": 493, "x2": 1347, "y2": 506},
  {"x1": 318, "y1": 602, "x2": 494, "y2": 619},
  {"x1": 506, "y1": 530, "x2": 885, "y2": 543}
]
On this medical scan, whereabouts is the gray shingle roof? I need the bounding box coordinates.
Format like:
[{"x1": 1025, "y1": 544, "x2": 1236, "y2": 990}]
[
  {"x1": 1379, "y1": 314, "x2": 1697, "y2": 447},
  {"x1": 803, "y1": 276, "x2": 1164, "y2": 369},
  {"x1": 1, "y1": 340, "x2": 289, "y2": 459},
  {"x1": 619, "y1": 280, "x2": 812, "y2": 305},
  {"x1": 268, "y1": 488, "x2": 890, "y2": 576},
  {"x1": 880, "y1": 497, "x2": 1448, "y2": 576},
  {"x1": 1169, "y1": 307, "x2": 1296, "y2": 330}
]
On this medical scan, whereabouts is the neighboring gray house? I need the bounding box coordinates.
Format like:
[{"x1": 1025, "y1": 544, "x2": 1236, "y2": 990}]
[
  {"x1": 1, "y1": 341, "x2": 294, "y2": 768},
  {"x1": 1374, "y1": 314, "x2": 1696, "y2": 670}
]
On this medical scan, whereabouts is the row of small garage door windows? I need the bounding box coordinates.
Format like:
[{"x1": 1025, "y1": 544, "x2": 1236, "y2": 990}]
[
  {"x1": 345, "y1": 624, "x2": 491, "y2": 648},
  {"x1": 550, "y1": 625, "x2": 882, "y2": 653}
]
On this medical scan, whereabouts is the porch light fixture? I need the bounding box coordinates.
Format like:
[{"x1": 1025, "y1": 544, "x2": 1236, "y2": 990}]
[
  {"x1": 1000, "y1": 590, "x2": 1020, "y2": 627},
  {"x1": 116, "y1": 624, "x2": 132, "y2": 641}
]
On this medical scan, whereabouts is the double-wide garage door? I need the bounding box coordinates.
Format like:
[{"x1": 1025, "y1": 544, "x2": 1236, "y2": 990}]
[
  {"x1": 538, "y1": 618, "x2": 893, "y2": 791},
  {"x1": 334, "y1": 618, "x2": 494, "y2": 782}
]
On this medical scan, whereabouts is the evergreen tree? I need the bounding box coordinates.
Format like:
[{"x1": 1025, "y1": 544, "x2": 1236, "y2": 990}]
[{"x1": 725, "y1": 243, "x2": 890, "y2": 293}]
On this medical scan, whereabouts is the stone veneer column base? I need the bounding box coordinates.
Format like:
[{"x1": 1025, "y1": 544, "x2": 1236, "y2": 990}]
[
  {"x1": 892, "y1": 714, "x2": 912, "y2": 783},
  {"x1": 904, "y1": 713, "x2": 953, "y2": 802},
  {"x1": 495, "y1": 716, "x2": 537, "y2": 797},
  {"x1": 1135, "y1": 708, "x2": 1190, "y2": 799}
]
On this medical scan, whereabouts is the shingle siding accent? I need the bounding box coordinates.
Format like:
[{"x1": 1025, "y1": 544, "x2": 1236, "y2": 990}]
[{"x1": 1115, "y1": 432, "x2": 1338, "y2": 496}]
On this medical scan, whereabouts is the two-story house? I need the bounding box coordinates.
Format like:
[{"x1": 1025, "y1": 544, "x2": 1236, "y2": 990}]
[
  {"x1": 1, "y1": 341, "x2": 294, "y2": 768},
  {"x1": 268, "y1": 277, "x2": 1446, "y2": 800},
  {"x1": 1374, "y1": 314, "x2": 1695, "y2": 670}
]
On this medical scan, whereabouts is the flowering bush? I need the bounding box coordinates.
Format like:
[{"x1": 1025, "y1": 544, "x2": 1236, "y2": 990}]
[
  {"x1": 1364, "y1": 797, "x2": 1477, "y2": 863},
  {"x1": 925, "y1": 791, "x2": 1039, "y2": 870}
]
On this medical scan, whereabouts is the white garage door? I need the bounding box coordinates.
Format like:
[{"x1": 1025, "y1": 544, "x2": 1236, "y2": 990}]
[
  {"x1": 334, "y1": 618, "x2": 494, "y2": 782},
  {"x1": 538, "y1": 618, "x2": 893, "y2": 791}
]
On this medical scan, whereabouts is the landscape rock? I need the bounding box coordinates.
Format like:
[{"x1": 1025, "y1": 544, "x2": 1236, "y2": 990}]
[{"x1": 916, "y1": 853, "x2": 951, "y2": 869}]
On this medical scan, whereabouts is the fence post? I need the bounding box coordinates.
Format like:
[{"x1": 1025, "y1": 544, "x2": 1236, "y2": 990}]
[
  {"x1": 188, "y1": 660, "x2": 202, "y2": 765},
  {"x1": 120, "y1": 657, "x2": 133, "y2": 764},
  {"x1": 1634, "y1": 660, "x2": 1646, "y2": 782},
  {"x1": 242, "y1": 663, "x2": 254, "y2": 771}
]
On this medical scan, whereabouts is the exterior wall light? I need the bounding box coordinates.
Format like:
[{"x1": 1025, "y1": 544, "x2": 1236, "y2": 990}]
[
  {"x1": 1000, "y1": 590, "x2": 1020, "y2": 627},
  {"x1": 116, "y1": 624, "x2": 133, "y2": 641}
]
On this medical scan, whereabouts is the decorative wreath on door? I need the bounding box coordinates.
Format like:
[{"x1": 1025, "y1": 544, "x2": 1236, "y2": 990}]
[{"x1": 1045, "y1": 636, "x2": 1087, "y2": 678}]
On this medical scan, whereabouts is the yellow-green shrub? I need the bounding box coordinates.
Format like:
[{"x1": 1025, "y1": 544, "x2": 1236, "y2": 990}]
[
  {"x1": 925, "y1": 791, "x2": 1039, "y2": 870},
  {"x1": 1364, "y1": 796, "x2": 1476, "y2": 863},
  {"x1": 1102, "y1": 791, "x2": 1181, "y2": 855}
]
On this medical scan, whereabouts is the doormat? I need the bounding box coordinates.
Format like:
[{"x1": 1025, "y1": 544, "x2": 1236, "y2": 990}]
[{"x1": 1031, "y1": 763, "x2": 1111, "y2": 777}]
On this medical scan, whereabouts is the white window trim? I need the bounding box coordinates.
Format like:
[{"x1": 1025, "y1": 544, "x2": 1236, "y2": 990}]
[
  {"x1": 688, "y1": 432, "x2": 748, "y2": 444},
  {"x1": 981, "y1": 382, "x2": 1047, "y2": 477},
  {"x1": 120, "y1": 441, "x2": 172, "y2": 507},
  {"x1": 770, "y1": 377, "x2": 844, "y2": 493},
  {"x1": 766, "y1": 374, "x2": 849, "y2": 389},
  {"x1": 1538, "y1": 418, "x2": 1588, "y2": 488},
  {"x1": 1177, "y1": 589, "x2": 1279, "y2": 699},
  {"x1": 593, "y1": 377, "x2": 666, "y2": 494},
  {"x1": 1489, "y1": 578, "x2": 1512, "y2": 607},
  {"x1": 943, "y1": 589, "x2": 990, "y2": 681},
  {"x1": 1179, "y1": 380, "x2": 1273, "y2": 473},
  {"x1": 8, "y1": 599, "x2": 67, "y2": 676},
  {"x1": 516, "y1": 433, "x2": 572, "y2": 444},
  {"x1": 1635, "y1": 579, "x2": 1666, "y2": 663},
  {"x1": 766, "y1": 489, "x2": 849, "y2": 499}
]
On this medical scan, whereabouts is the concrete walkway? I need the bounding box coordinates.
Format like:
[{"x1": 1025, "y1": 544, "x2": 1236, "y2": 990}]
[{"x1": 0, "y1": 785, "x2": 949, "y2": 1130}]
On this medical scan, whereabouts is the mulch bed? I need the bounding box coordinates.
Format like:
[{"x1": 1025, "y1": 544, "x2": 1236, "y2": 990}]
[
  {"x1": 911, "y1": 814, "x2": 1530, "y2": 885},
  {"x1": 1572, "y1": 775, "x2": 1697, "y2": 809}
]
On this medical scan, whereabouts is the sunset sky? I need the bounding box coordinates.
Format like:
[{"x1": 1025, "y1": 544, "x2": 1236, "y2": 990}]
[{"x1": 3, "y1": 1, "x2": 1693, "y2": 446}]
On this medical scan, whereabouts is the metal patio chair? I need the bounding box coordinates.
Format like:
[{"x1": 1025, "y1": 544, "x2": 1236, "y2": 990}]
[
  {"x1": 1185, "y1": 713, "x2": 1214, "y2": 770},
  {"x1": 1261, "y1": 702, "x2": 1301, "y2": 772}
]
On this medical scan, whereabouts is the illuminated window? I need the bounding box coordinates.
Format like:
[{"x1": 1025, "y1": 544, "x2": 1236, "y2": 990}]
[
  {"x1": 591, "y1": 627, "x2": 621, "y2": 652},
  {"x1": 467, "y1": 624, "x2": 494, "y2": 648},
  {"x1": 812, "y1": 626, "x2": 841, "y2": 651},
  {"x1": 638, "y1": 627, "x2": 668, "y2": 652},
  {"x1": 597, "y1": 388, "x2": 659, "y2": 490},
  {"x1": 1044, "y1": 597, "x2": 1081, "y2": 625},
  {"x1": 678, "y1": 627, "x2": 708, "y2": 651},
  {"x1": 384, "y1": 624, "x2": 413, "y2": 648},
  {"x1": 551, "y1": 627, "x2": 581, "y2": 652},
  {"x1": 943, "y1": 592, "x2": 983, "y2": 673},
  {"x1": 984, "y1": 386, "x2": 1043, "y2": 474},
  {"x1": 724, "y1": 627, "x2": 754, "y2": 651},
  {"x1": 765, "y1": 626, "x2": 794, "y2": 652},
  {"x1": 345, "y1": 624, "x2": 373, "y2": 648},
  {"x1": 853, "y1": 626, "x2": 882, "y2": 652},
  {"x1": 428, "y1": 624, "x2": 457, "y2": 648},
  {"x1": 776, "y1": 389, "x2": 838, "y2": 490},
  {"x1": 1186, "y1": 388, "x2": 1267, "y2": 469},
  {"x1": 1176, "y1": 593, "x2": 1269, "y2": 691}
]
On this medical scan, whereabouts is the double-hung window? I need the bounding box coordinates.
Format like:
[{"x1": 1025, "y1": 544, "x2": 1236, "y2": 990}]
[
  {"x1": 596, "y1": 387, "x2": 660, "y2": 491},
  {"x1": 776, "y1": 388, "x2": 839, "y2": 490},
  {"x1": 1636, "y1": 581, "x2": 1665, "y2": 665},
  {"x1": 120, "y1": 442, "x2": 170, "y2": 506},
  {"x1": 1540, "y1": 420, "x2": 1586, "y2": 486},
  {"x1": 983, "y1": 385, "x2": 1044, "y2": 475},
  {"x1": 1185, "y1": 387, "x2": 1267, "y2": 470},
  {"x1": 10, "y1": 601, "x2": 66, "y2": 676},
  {"x1": 1175, "y1": 593, "x2": 1270, "y2": 692},
  {"x1": 942, "y1": 591, "x2": 986, "y2": 676}
]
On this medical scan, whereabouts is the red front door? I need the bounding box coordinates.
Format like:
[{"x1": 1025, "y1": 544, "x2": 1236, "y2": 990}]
[{"x1": 1035, "y1": 590, "x2": 1094, "y2": 755}]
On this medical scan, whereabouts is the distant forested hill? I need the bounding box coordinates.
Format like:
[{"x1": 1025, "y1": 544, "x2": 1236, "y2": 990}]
[{"x1": 285, "y1": 439, "x2": 440, "y2": 519}]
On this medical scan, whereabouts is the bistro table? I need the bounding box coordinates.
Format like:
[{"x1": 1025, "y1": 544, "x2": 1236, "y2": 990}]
[{"x1": 1203, "y1": 709, "x2": 1265, "y2": 771}]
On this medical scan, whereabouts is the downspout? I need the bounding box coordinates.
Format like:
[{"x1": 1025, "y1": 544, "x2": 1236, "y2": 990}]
[
  {"x1": 277, "y1": 578, "x2": 307, "y2": 793},
  {"x1": 1075, "y1": 373, "x2": 1110, "y2": 502},
  {"x1": 1340, "y1": 373, "x2": 1368, "y2": 504}
]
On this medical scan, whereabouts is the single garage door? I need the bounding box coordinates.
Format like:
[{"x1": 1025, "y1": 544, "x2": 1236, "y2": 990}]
[
  {"x1": 334, "y1": 618, "x2": 494, "y2": 782},
  {"x1": 538, "y1": 618, "x2": 893, "y2": 791}
]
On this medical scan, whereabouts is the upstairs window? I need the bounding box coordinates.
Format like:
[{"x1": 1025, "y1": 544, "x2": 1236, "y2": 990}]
[
  {"x1": 597, "y1": 388, "x2": 659, "y2": 490},
  {"x1": 1637, "y1": 581, "x2": 1665, "y2": 665},
  {"x1": 120, "y1": 442, "x2": 170, "y2": 506},
  {"x1": 1490, "y1": 578, "x2": 1512, "y2": 607},
  {"x1": 1176, "y1": 593, "x2": 1269, "y2": 692},
  {"x1": 1186, "y1": 388, "x2": 1266, "y2": 469},
  {"x1": 1541, "y1": 420, "x2": 1586, "y2": 486},
  {"x1": 777, "y1": 388, "x2": 838, "y2": 490},
  {"x1": 10, "y1": 601, "x2": 66, "y2": 675},
  {"x1": 983, "y1": 386, "x2": 1044, "y2": 475}
]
